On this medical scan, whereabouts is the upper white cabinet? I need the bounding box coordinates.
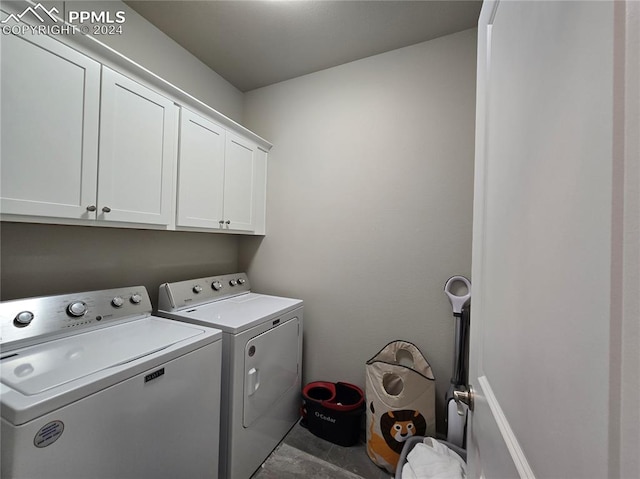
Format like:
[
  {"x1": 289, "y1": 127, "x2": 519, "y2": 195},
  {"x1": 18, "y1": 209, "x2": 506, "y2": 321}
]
[
  {"x1": 0, "y1": 3, "x2": 269, "y2": 235},
  {"x1": 177, "y1": 109, "x2": 226, "y2": 229},
  {"x1": 223, "y1": 133, "x2": 259, "y2": 232},
  {"x1": 98, "y1": 68, "x2": 177, "y2": 226},
  {"x1": 0, "y1": 31, "x2": 177, "y2": 227},
  {"x1": 0, "y1": 28, "x2": 100, "y2": 220},
  {"x1": 177, "y1": 109, "x2": 266, "y2": 233}
]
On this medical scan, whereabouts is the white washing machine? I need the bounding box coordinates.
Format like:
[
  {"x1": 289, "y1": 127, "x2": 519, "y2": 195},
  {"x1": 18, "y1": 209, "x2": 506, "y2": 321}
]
[
  {"x1": 158, "y1": 272, "x2": 303, "y2": 479},
  {"x1": 0, "y1": 286, "x2": 222, "y2": 479}
]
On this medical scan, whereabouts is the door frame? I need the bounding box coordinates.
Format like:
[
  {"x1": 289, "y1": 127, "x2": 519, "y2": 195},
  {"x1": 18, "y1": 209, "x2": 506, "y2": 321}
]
[{"x1": 613, "y1": 1, "x2": 640, "y2": 478}]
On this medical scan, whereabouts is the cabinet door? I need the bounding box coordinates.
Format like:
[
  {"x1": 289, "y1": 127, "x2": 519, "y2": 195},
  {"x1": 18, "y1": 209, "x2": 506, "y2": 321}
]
[
  {"x1": 0, "y1": 27, "x2": 100, "y2": 219},
  {"x1": 98, "y1": 68, "x2": 177, "y2": 225},
  {"x1": 176, "y1": 109, "x2": 225, "y2": 228},
  {"x1": 223, "y1": 134, "x2": 256, "y2": 231}
]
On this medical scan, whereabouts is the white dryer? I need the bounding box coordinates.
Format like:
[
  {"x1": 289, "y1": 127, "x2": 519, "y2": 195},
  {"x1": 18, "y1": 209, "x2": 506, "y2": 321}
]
[
  {"x1": 158, "y1": 273, "x2": 303, "y2": 479},
  {"x1": 0, "y1": 286, "x2": 222, "y2": 479}
]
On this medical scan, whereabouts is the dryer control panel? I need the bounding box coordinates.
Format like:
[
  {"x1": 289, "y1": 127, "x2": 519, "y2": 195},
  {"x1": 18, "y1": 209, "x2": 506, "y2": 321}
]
[
  {"x1": 0, "y1": 287, "x2": 152, "y2": 350},
  {"x1": 158, "y1": 273, "x2": 250, "y2": 311}
]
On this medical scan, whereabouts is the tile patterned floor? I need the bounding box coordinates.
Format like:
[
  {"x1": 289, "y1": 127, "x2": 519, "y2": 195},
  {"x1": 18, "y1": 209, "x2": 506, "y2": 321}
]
[{"x1": 251, "y1": 421, "x2": 392, "y2": 479}]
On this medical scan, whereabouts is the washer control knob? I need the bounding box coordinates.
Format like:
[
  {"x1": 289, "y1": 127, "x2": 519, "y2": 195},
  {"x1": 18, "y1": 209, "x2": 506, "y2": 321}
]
[
  {"x1": 212, "y1": 281, "x2": 223, "y2": 291},
  {"x1": 111, "y1": 296, "x2": 124, "y2": 308},
  {"x1": 229, "y1": 279, "x2": 237, "y2": 287},
  {"x1": 130, "y1": 293, "x2": 142, "y2": 304},
  {"x1": 14, "y1": 311, "x2": 34, "y2": 325},
  {"x1": 237, "y1": 278, "x2": 246, "y2": 285},
  {"x1": 193, "y1": 285, "x2": 203, "y2": 294},
  {"x1": 67, "y1": 301, "x2": 87, "y2": 317}
]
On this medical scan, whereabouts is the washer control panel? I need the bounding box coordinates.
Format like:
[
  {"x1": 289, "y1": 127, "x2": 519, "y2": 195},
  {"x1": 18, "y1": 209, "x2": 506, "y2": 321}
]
[
  {"x1": 0, "y1": 286, "x2": 152, "y2": 349},
  {"x1": 158, "y1": 272, "x2": 250, "y2": 311}
]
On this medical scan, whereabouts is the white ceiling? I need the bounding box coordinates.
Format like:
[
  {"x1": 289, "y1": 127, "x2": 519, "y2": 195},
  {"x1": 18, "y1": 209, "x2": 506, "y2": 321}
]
[{"x1": 125, "y1": 0, "x2": 482, "y2": 92}]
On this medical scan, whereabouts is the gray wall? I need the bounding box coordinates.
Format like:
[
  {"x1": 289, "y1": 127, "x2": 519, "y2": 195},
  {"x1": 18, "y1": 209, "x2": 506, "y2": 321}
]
[
  {"x1": 0, "y1": 223, "x2": 238, "y2": 307},
  {"x1": 239, "y1": 29, "x2": 477, "y2": 432}
]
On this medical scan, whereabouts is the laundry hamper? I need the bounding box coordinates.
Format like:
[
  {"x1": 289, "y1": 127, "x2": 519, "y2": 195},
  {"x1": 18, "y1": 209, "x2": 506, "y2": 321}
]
[{"x1": 366, "y1": 340, "x2": 436, "y2": 474}]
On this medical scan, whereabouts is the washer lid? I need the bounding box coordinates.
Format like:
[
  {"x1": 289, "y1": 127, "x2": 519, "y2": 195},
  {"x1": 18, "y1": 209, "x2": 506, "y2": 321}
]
[
  {"x1": 1, "y1": 318, "x2": 203, "y2": 395},
  {"x1": 165, "y1": 293, "x2": 303, "y2": 334}
]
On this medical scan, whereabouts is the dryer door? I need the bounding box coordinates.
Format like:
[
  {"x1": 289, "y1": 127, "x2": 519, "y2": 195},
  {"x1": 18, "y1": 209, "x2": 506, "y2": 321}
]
[{"x1": 243, "y1": 317, "x2": 300, "y2": 428}]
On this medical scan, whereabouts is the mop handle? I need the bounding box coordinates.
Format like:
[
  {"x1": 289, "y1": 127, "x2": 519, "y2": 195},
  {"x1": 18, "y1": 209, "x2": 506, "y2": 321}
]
[
  {"x1": 452, "y1": 307, "x2": 470, "y2": 386},
  {"x1": 444, "y1": 275, "x2": 471, "y2": 316}
]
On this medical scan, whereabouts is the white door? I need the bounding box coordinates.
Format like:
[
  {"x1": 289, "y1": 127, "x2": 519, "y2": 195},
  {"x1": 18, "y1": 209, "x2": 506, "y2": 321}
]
[
  {"x1": 468, "y1": 1, "x2": 639, "y2": 478},
  {"x1": 98, "y1": 68, "x2": 177, "y2": 225},
  {"x1": 223, "y1": 133, "x2": 256, "y2": 231},
  {"x1": 176, "y1": 108, "x2": 226, "y2": 229},
  {"x1": 0, "y1": 21, "x2": 100, "y2": 220}
]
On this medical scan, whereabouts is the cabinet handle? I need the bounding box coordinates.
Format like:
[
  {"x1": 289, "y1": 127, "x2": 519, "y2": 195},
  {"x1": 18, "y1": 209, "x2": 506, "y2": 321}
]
[
  {"x1": 102, "y1": 206, "x2": 111, "y2": 213},
  {"x1": 219, "y1": 220, "x2": 224, "y2": 225},
  {"x1": 86, "y1": 205, "x2": 97, "y2": 212},
  {"x1": 225, "y1": 220, "x2": 231, "y2": 225}
]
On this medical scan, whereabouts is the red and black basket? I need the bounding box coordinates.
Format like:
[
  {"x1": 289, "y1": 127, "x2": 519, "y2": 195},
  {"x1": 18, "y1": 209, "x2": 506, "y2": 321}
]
[{"x1": 301, "y1": 381, "x2": 365, "y2": 447}]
